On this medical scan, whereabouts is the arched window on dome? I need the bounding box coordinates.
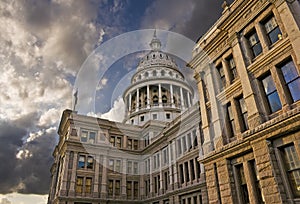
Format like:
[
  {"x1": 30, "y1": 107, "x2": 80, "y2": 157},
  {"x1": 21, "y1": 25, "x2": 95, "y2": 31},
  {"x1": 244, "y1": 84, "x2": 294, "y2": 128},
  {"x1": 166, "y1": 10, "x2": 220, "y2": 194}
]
[
  {"x1": 153, "y1": 95, "x2": 158, "y2": 106},
  {"x1": 166, "y1": 55, "x2": 169, "y2": 59},
  {"x1": 144, "y1": 72, "x2": 149, "y2": 77},
  {"x1": 169, "y1": 71, "x2": 173, "y2": 77},
  {"x1": 160, "y1": 54, "x2": 163, "y2": 58},
  {"x1": 161, "y1": 70, "x2": 165, "y2": 77},
  {"x1": 153, "y1": 54, "x2": 156, "y2": 59},
  {"x1": 162, "y1": 95, "x2": 168, "y2": 106},
  {"x1": 153, "y1": 70, "x2": 157, "y2": 77}
]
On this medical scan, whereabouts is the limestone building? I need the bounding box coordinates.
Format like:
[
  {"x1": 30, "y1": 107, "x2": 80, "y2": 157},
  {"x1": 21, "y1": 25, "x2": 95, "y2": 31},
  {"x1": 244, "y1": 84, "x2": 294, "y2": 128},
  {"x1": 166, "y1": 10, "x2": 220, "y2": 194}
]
[
  {"x1": 47, "y1": 32, "x2": 207, "y2": 204},
  {"x1": 188, "y1": 0, "x2": 300, "y2": 203}
]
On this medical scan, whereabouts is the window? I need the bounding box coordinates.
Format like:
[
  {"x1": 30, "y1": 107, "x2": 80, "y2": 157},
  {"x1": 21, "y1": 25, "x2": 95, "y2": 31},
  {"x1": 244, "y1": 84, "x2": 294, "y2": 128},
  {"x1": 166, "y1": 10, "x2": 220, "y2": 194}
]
[
  {"x1": 263, "y1": 15, "x2": 282, "y2": 45},
  {"x1": 260, "y1": 73, "x2": 282, "y2": 113},
  {"x1": 190, "y1": 160, "x2": 195, "y2": 180},
  {"x1": 87, "y1": 156, "x2": 93, "y2": 169},
  {"x1": 195, "y1": 158, "x2": 201, "y2": 179},
  {"x1": 217, "y1": 64, "x2": 226, "y2": 89},
  {"x1": 109, "y1": 159, "x2": 114, "y2": 171},
  {"x1": 227, "y1": 55, "x2": 238, "y2": 81},
  {"x1": 144, "y1": 134, "x2": 150, "y2": 147},
  {"x1": 246, "y1": 30, "x2": 262, "y2": 58},
  {"x1": 115, "y1": 180, "x2": 121, "y2": 196},
  {"x1": 76, "y1": 177, "x2": 83, "y2": 194},
  {"x1": 128, "y1": 139, "x2": 132, "y2": 149},
  {"x1": 110, "y1": 136, "x2": 122, "y2": 148},
  {"x1": 237, "y1": 96, "x2": 249, "y2": 132},
  {"x1": 182, "y1": 136, "x2": 187, "y2": 152},
  {"x1": 236, "y1": 164, "x2": 250, "y2": 203},
  {"x1": 177, "y1": 139, "x2": 182, "y2": 155},
  {"x1": 108, "y1": 180, "x2": 113, "y2": 196},
  {"x1": 226, "y1": 103, "x2": 236, "y2": 137},
  {"x1": 127, "y1": 161, "x2": 132, "y2": 174},
  {"x1": 116, "y1": 160, "x2": 121, "y2": 172},
  {"x1": 164, "y1": 172, "x2": 169, "y2": 190},
  {"x1": 127, "y1": 181, "x2": 132, "y2": 198},
  {"x1": 153, "y1": 114, "x2": 157, "y2": 120},
  {"x1": 179, "y1": 164, "x2": 184, "y2": 184},
  {"x1": 140, "y1": 115, "x2": 144, "y2": 122},
  {"x1": 166, "y1": 113, "x2": 170, "y2": 119},
  {"x1": 163, "y1": 148, "x2": 169, "y2": 164},
  {"x1": 134, "y1": 162, "x2": 138, "y2": 174},
  {"x1": 162, "y1": 95, "x2": 168, "y2": 105},
  {"x1": 134, "y1": 181, "x2": 139, "y2": 199},
  {"x1": 192, "y1": 129, "x2": 198, "y2": 147},
  {"x1": 81, "y1": 130, "x2": 88, "y2": 142},
  {"x1": 249, "y1": 160, "x2": 264, "y2": 203},
  {"x1": 78, "y1": 155, "x2": 85, "y2": 168},
  {"x1": 85, "y1": 178, "x2": 92, "y2": 194},
  {"x1": 279, "y1": 60, "x2": 300, "y2": 102},
  {"x1": 80, "y1": 130, "x2": 96, "y2": 143},
  {"x1": 187, "y1": 133, "x2": 192, "y2": 150},
  {"x1": 133, "y1": 140, "x2": 138, "y2": 150},
  {"x1": 281, "y1": 144, "x2": 300, "y2": 197},
  {"x1": 185, "y1": 162, "x2": 190, "y2": 182}
]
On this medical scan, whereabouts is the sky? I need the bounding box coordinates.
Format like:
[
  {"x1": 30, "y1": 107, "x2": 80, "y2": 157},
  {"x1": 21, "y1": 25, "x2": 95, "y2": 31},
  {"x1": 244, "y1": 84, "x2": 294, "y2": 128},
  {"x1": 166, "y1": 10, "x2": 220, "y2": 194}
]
[{"x1": 0, "y1": 0, "x2": 231, "y2": 203}]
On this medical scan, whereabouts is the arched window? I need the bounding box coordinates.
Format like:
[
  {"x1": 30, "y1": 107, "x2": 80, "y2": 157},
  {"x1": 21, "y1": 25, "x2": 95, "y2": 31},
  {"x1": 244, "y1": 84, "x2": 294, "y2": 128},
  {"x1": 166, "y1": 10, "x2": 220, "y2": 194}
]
[
  {"x1": 153, "y1": 70, "x2": 157, "y2": 77},
  {"x1": 162, "y1": 95, "x2": 167, "y2": 105},
  {"x1": 144, "y1": 72, "x2": 149, "y2": 77},
  {"x1": 161, "y1": 70, "x2": 165, "y2": 76},
  {"x1": 153, "y1": 95, "x2": 158, "y2": 105}
]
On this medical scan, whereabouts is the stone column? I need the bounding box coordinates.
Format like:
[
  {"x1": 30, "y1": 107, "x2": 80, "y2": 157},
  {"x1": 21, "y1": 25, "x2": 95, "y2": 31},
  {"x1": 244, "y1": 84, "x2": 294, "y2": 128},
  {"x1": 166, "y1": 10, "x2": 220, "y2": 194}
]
[
  {"x1": 180, "y1": 87, "x2": 185, "y2": 109},
  {"x1": 59, "y1": 152, "x2": 70, "y2": 196},
  {"x1": 136, "y1": 89, "x2": 139, "y2": 111},
  {"x1": 159, "y1": 151, "x2": 163, "y2": 194},
  {"x1": 121, "y1": 159, "x2": 127, "y2": 199},
  {"x1": 129, "y1": 93, "x2": 132, "y2": 112},
  {"x1": 68, "y1": 153, "x2": 78, "y2": 196},
  {"x1": 93, "y1": 155, "x2": 100, "y2": 198},
  {"x1": 232, "y1": 33, "x2": 263, "y2": 129},
  {"x1": 187, "y1": 91, "x2": 191, "y2": 108},
  {"x1": 168, "y1": 143, "x2": 173, "y2": 191},
  {"x1": 221, "y1": 59, "x2": 231, "y2": 86},
  {"x1": 159, "y1": 83, "x2": 162, "y2": 107},
  {"x1": 170, "y1": 84, "x2": 174, "y2": 107},
  {"x1": 100, "y1": 155, "x2": 108, "y2": 198},
  {"x1": 255, "y1": 23, "x2": 269, "y2": 53},
  {"x1": 150, "y1": 157, "x2": 154, "y2": 196},
  {"x1": 147, "y1": 85, "x2": 150, "y2": 108}
]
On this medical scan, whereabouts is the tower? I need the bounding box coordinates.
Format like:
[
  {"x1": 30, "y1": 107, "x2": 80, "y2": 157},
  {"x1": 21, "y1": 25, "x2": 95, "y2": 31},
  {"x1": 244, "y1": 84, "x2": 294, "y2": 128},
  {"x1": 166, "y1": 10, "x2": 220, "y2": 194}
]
[{"x1": 123, "y1": 31, "x2": 194, "y2": 125}]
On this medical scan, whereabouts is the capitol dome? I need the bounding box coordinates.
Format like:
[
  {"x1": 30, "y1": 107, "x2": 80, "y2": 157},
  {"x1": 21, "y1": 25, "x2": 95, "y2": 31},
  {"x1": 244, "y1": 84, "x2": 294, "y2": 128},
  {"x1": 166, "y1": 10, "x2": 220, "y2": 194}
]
[{"x1": 123, "y1": 31, "x2": 194, "y2": 125}]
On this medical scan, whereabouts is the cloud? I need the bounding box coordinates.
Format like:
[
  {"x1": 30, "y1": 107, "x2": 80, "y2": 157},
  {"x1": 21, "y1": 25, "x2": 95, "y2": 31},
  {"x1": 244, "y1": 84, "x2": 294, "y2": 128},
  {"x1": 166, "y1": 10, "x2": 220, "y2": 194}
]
[{"x1": 140, "y1": 0, "x2": 232, "y2": 41}]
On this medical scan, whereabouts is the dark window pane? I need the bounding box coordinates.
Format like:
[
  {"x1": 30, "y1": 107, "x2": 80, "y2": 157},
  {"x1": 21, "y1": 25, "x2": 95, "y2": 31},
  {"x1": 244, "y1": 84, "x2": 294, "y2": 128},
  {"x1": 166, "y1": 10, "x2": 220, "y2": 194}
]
[
  {"x1": 253, "y1": 43, "x2": 262, "y2": 57},
  {"x1": 268, "y1": 92, "x2": 282, "y2": 113},
  {"x1": 269, "y1": 27, "x2": 282, "y2": 44},
  {"x1": 288, "y1": 80, "x2": 300, "y2": 102},
  {"x1": 281, "y1": 61, "x2": 299, "y2": 83}
]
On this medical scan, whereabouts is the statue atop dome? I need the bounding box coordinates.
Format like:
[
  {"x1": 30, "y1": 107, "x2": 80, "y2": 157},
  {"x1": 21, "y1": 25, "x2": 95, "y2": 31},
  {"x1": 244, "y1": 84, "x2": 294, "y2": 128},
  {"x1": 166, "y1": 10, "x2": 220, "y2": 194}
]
[{"x1": 149, "y1": 30, "x2": 161, "y2": 51}]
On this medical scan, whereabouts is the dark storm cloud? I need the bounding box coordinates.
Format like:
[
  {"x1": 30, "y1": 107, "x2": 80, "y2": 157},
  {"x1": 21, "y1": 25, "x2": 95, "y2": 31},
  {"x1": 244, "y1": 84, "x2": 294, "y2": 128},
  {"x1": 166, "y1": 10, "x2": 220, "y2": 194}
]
[{"x1": 0, "y1": 121, "x2": 56, "y2": 194}]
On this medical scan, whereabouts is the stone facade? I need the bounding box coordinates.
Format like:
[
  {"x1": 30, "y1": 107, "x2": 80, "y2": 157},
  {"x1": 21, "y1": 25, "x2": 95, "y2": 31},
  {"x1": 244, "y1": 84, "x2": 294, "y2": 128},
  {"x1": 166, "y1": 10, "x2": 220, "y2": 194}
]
[{"x1": 189, "y1": 0, "x2": 300, "y2": 203}]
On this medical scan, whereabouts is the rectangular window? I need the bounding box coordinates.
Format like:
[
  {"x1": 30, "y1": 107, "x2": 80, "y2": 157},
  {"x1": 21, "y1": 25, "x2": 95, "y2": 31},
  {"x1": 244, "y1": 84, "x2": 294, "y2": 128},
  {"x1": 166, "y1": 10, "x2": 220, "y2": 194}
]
[
  {"x1": 116, "y1": 160, "x2": 121, "y2": 173},
  {"x1": 182, "y1": 136, "x2": 187, "y2": 152},
  {"x1": 108, "y1": 180, "x2": 113, "y2": 196},
  {"x1": 115, "y1": 180, "x2": 121, "y2": 196},
  {"x1": 246, "y1": 30, "x2": 262, "y2": 58},
  {"x1": 133, "y1": 162, "x2": 138, "y2": 174},
  {"x1": 85, "y1": 177, "x2": 92, "y2": 194},
  {"x1": 177, "y1": 139, "x2": 182, "y2": 155},
  {"x1": 109, "y1": 159, "x2": 114, "y2": 171},
  {"x1": 279, "y1": 60, "x2": 300, "y2": 102},
  {"x1": 128, "y1": 139, "x2": 132, "y2": 149},
  {"x1": 236, "y1": 164, "x2": 250, "y2": 203},
  {"x1": 153, "y1": 114, "x2": 157, "y2": 120},
  {"x1": 89, "y1": 132, "x2": 96, "y2": 143},
  {"x1": 227, "y1": 55, "x2": 238, "y2": 81},
  {"x1": 185, "y1": 162, "x2": 190, "y2": 182},
  {"x1": 281, "y1": 144, "x2": 300, "y2": 197},
  {"x1": 127, "y1": 161, "x2": 132, "y2": 174},
  {"x1": 116, "y1": 137, "x2": 122, "y2": 148},
  {"x1": 164, "y1": 171, "x2": 169, "y2": 191},
  {"x1": 187, "y1": 133, "x2": 192, "y2": 150},
  {"x1": 87, "y1": 156, "x2": 94, "y2": 169},
  {"x1": 166, "y1": 113, "x2": 171, "y2": 119},
  {"x1": 263, "y1": 15, "x2": 282, "y2": 45},
  {"x1": 192, "y1": 129, "x2": 198, "y2": 147},
  {"x1": 76, "y1": 177, "x2": 84, "y2": 194},
  {"x1": 217, "y1": 65, "x2": 226, "y2": 89},
  {"x1": 133, "y1": 140, "x2": 138, "y2": 150},
  {"x1": 78, "y1": 155, "x2": 85, "y2": 169},
  {"x1": 81, "y1": 130, "x2": 88, "y2": 142},
  {"x1": 237, "y1": 96, "x2": 249, "y2": 132},
  {"x1": 140, "y1": 115, "x2": 144, "y2": 122},
  {"x1": 249, "y1": 160, "x2": 264, "y2": 203},
  {"x1": 110, "y1": 136, "x2": 115, "y2": 146},
  {"x1": 127, "y1": 181, "x2": 132, "y2": 198},
  {"x1": 134, "y1": 181, "x2": 139, "y2": 199},
  {"x1": 190, "y1": 160, "x2": 195, "y2": 180},
  {"x1": 227, "y1": 103, "x2": 236, "y2": 137},
  {"x1": 196, "y1": 157, "x2": 201, "y2": 178},
  {"x1": 261, "y1": 73, "x2": 282, "y2": 113},
  {"x1": 179, "y1": 164, "x2": 184, "y2": 184}
]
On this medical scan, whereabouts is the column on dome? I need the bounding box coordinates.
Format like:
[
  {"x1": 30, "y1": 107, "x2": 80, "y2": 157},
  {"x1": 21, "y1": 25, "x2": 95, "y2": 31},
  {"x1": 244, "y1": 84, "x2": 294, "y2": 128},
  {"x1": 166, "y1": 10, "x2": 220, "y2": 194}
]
[
  {"x1": 170, "y1": 84, "x2": 174, "y2": 108},
  {"x1": 158, "y1": 83, "x2": 162, "y2": 107},
  {"x1": 187, "y1": 92, "x2": 191, "y2": 108},
  {"x1": 180, "y1": 87, "x2": 185, "y2": 109},
  {"x1": 129, "y1": 93, "x2": 132, "y2": 112},
  {"x1": 136, "y1": 88, "x2": 139, "y2": 111},
  {"x1": 147, "y1": 85, "x2": 150, "y2": 108}
]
